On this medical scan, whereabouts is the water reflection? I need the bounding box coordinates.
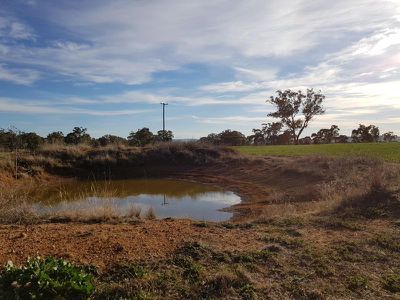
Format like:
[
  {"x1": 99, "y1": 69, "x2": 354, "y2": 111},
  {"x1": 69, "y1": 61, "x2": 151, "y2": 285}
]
[{"x1": 32, "y1": 179, "x2": 241, "y2": 222}]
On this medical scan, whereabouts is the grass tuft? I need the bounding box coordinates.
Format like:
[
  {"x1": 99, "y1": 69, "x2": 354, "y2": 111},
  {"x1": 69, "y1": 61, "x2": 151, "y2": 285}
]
[{"x1": 382, "y1": 274, "x2": 400, "y2": 293}]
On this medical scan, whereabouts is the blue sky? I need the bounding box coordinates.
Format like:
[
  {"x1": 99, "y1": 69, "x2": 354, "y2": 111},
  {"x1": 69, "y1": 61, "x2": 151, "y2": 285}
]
[{"x1": 0, "y1": 0, "x2": 399, "y2": 139}]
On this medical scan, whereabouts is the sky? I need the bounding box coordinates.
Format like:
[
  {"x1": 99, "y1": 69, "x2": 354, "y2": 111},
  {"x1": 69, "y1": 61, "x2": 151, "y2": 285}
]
[{"x1": 0, "y1": 0, "x2": 399, "y2": 139}]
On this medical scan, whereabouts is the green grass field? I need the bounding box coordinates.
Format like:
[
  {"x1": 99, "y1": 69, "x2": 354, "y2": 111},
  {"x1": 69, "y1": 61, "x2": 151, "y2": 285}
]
[{"x1": 235, "y1": 142, "x2": 400, "y2": 163}]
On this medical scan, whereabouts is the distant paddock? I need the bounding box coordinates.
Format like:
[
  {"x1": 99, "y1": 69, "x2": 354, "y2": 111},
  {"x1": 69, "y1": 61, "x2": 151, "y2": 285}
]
[{"x1": 234, "y1": 142, "x2": 400, "y2": 163}]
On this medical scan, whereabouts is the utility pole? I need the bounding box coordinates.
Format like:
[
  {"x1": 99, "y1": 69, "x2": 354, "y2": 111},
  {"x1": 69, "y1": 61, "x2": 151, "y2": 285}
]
[
  {"x1": 9, "y1": 125, "x2": 19, "y2": 180},
  {"x1": 160, "y1": 102, "x2": 168, "y2": 131}
]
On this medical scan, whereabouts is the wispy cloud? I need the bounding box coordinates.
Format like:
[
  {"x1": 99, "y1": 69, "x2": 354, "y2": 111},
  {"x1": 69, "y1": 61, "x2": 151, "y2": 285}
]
[
  {"x1": 0, "y1": 15, "x2": 35, "y2": 40},
  {"x1": 1, "y1": 0, "x2": 398, "y2": 85},
  {"x1": 234, "y1": 67, "x2": 277, "y2": 82},
  {"x1": 0, "y1": 64, "x2": 40, "y2": 85},
  {"x1": 192, "y1": 115, "x2": 266, "y2": 125},
  {"x1": 201, "y1": 81, "x2": 265, "y2": 93},
  {"x1": 0, "y1": 98, "x2": 150, "y2": 116}
]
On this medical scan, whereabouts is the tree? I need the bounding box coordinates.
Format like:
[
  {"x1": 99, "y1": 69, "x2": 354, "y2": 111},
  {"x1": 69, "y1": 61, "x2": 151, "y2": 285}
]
[
  {"x1": 351, "y1": 124, "x2": 380, "y2": 143},
  {"x1": 247, "y1": 129, "x2": 266, "y2": 145},
  {"x1": 199, "y1": 130, "x2": 246, "y2": 146},
  {"x1": 127, "y1": 128, "x2": 155, "y2": 146},
  {"x1": 46, "y1": 131, "x2": 64, "y2": 144},
  {"x1": 218, "y1": 130, "x2": 247, "y2": 146},
  {"x1": 65, "y1": 127, "x2": 92, "y2": 145},
  {"x1": 299, "y1": 136, "x2": 312, "y2": 145},
  {"x1": 0, "y1": 129, "x2": 18, "y2": 151},
  {"x1": 156, "y1": 130, "x2": 174, "y2": 142},
  {"x1": 311, "y1": 125, "x2": 340, "y2": 144},
  {"x1": 262, "y1": 122, "x2": 284, "y2": 145},
  {"x1": 383, "y1": 131, "x2": 397, "y2": 142},
  {"x1": 97, "y1": 134, "x2": 127, "y2": 147},
  {"x1": 199, "y1": 133, "x2": 220, "y2": 145},
  {"x1": 277, "y1": 130, "x2": 293, "y2": 145},
  {"x1": 336, "y1": 135, "x2": 349, "y2": 143},
  {"x1": 248, "y1": 122, "x2": 284, "y2": 145},
  {"x1": 267, "y1": 89, "x2": 325, "y2": 144},
  {"x1": 19, "y1": 132, "x2": 44, "y2": 152}
]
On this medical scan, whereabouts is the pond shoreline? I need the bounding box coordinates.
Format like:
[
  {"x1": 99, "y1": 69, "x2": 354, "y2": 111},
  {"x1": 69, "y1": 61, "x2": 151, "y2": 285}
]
[{"x1": 2, "y1": 143, "x2": 397, "y2": 223}]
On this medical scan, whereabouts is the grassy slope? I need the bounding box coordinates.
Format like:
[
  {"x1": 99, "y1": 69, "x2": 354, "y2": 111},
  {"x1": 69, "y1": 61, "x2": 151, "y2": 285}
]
[{"x1": 235, "y1": 142, "x2": 400, "y2": 162}]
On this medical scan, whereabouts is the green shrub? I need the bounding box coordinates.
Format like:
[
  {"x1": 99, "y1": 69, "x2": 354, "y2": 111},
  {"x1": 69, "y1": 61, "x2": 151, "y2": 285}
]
[{"x1": 0, "y1": 256, "x2": 94, "y2": 299}]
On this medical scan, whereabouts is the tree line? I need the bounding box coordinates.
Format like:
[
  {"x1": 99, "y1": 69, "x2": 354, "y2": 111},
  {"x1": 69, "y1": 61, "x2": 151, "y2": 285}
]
[
  {"x1": 1, "y1": 89, "x2": 398, "y2": 150},
  {"x1": 0, "y1": 127, "x2": 173, "y2": 152},
  {"x1": 198, "y1": 124, "x2": 397, "y2": 146},
  {"x1": 200, "y1": 89, "x2": 398, "y2": 146}
]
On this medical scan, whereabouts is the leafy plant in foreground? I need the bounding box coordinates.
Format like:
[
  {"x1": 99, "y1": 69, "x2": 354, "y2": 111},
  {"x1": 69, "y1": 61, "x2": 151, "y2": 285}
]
[{"x1": 0, "y1": 256, "x2": 94, "y2": 299}]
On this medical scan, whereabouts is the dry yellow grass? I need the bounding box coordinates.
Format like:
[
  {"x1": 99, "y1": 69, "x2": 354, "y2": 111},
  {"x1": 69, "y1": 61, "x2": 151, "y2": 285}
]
[
  {"x1": 43, "y1": 202, "x2": 142, "y2": 223},
  {"x1": 0, "y1": 182, "x2": 38, "y2": 224}
]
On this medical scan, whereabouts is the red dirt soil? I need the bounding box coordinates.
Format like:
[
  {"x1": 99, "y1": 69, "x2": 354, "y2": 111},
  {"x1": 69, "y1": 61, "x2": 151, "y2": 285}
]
[{"x1": 0, "y1": 220, "x2": 264, "y2": 269}]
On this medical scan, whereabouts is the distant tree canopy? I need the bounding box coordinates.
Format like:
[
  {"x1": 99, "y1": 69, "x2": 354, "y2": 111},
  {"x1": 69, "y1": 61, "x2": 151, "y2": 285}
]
[
  {"x1": 263, "y1": 122, "x2": 284, "y2": 144},
  {"x1": 97, "y1": 134, "x2": 127, "y2": 147},
  {"x1": 298, "y1": 136, "x2": 312, "y2": 145},
  {"x1": 199, "y1": 133, "x2": 220, "y2": 145},
  {"x1": 351, "y1": 124, "x2": 380, "y2": 143},
  {"x1": 249, "y1": 122, "x2": 351, "y2": 146},
  {"x1": 0, "y1": 129, "x2": 43, "y2": 152},
  {"x1": 298, "y1": 126, "x2": 348, "y2": 145},
  {"x1": 248, "y1": 129, "x2": 265, "y2": 146},
  {"x1": 19, "y1": 132, "x2": 44, "y2": 152},
  {"x1": 219, "y1": 130, "x2": 246, "y2": 146},
  {"x1": 200, "y1": 130, "x2": 246, "y2": 146},
  {"x1": 46, "y1": 131, "x2": 65, "y2": 144},
  {"x1": 267, "y1": 89, "x2": 325, "y2": 144},
  {"x1": 0, "y1": 129, "x2": 19, "y2": 150},
  {"x1": 248, "y1": 122, "x2": 294, "y2": 145},
  {"x1": 383, "y1": 131, "x2": 397, "y2": 142},
  {"x1": 128, "y1": 128, "x2": 155, "y2": 146},
  {"x1": 0, "y1": 119, "x2": 397, "y2": 152},
  {"x1": 156, "y1": 130, "x2": 174, "y2": 142},
  {"x1": 65, "y1": 127, "x2": 92, "y2": 145},
  {"x1": 336, "y1": 135, "x2": 349, "y2": 144},
  {"x1": 127, "y1": 128, "x2": 174, "y2": 146},
  {"x1": 311, "y1": 125, "x2": 340, "y2": 144}
]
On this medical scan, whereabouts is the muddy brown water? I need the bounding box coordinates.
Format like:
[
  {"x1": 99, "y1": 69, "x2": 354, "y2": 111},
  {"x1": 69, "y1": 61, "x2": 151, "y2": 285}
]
[{"x1": 31, "y1": 179, "x2": 241, "y2": 221}]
